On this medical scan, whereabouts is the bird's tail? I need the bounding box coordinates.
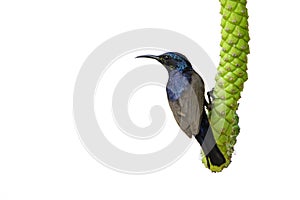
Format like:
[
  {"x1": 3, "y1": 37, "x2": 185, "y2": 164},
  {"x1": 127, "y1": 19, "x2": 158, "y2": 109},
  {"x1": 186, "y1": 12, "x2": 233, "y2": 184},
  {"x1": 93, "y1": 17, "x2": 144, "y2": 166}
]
[{"x1": 195, "y1": 110, "x2": 226, "y2": 168}]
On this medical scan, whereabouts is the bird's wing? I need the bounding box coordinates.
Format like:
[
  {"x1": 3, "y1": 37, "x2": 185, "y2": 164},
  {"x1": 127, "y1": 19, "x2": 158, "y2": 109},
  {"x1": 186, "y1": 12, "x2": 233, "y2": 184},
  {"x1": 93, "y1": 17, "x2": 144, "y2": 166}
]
[{"x1": 168, "y1": 73, "x2": 205, "y2": 138}]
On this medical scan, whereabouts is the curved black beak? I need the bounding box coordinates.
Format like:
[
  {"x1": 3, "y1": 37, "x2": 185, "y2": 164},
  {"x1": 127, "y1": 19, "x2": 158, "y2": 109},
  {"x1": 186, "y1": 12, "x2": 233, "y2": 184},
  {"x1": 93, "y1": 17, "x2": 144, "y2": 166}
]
[{"x1": 135, "y1": 55, "x2": 160, "y2": 61}]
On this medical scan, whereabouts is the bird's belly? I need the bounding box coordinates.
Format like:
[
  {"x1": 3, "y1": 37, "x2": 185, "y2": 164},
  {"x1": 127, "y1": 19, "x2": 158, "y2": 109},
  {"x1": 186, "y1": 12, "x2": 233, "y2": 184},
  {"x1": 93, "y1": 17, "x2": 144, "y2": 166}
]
[{"x1": 168, "y1": 91, "x2": 202, "y2": 138}]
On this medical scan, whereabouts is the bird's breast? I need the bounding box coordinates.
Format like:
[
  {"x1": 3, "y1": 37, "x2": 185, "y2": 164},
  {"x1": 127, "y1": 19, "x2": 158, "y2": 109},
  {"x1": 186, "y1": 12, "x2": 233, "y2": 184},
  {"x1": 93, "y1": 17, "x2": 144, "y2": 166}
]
[{"x1": 166, "y1": 71, "x2": 191, "y2": 101}]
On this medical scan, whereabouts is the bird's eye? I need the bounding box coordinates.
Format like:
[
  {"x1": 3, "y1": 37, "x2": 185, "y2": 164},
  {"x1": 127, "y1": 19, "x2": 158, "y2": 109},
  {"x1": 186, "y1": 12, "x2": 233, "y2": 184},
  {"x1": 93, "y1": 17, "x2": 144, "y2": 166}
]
[{"x1": 164, "y1": 55, "x2": 170, "y2": 60}]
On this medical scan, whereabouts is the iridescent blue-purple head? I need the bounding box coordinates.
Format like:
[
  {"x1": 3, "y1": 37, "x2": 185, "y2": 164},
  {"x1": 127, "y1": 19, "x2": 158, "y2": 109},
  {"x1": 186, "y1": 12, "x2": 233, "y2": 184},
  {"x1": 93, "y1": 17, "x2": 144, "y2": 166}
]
[{"x1": 136, "y1": 52, "x2": 192, "y2": 72}]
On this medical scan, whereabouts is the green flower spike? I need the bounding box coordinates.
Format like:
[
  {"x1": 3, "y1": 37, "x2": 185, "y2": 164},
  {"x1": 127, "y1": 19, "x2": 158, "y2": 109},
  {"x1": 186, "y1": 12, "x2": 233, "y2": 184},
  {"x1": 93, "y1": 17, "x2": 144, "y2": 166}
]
[{"x1": 202, "y1": 0, "x2": 250, "y2": 172}]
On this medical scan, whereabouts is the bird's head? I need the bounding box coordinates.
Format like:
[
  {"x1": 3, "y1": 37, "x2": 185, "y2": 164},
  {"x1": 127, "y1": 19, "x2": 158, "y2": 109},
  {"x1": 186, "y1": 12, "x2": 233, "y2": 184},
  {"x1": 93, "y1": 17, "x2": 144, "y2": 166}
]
[{"x1": 136, "y1": 52, "x2": 192, "y2": 72}]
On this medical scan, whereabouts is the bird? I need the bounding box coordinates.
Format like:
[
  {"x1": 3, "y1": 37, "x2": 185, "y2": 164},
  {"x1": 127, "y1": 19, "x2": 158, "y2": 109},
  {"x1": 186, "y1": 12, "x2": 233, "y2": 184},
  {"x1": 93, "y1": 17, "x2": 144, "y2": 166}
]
[{"x1": 136, "y1": 52, "x2": 225, "y2": 168}]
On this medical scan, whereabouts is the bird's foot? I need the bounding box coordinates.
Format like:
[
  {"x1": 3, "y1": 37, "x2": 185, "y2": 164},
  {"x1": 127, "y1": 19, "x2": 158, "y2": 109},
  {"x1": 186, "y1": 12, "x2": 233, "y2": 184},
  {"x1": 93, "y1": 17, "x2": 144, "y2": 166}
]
[
  {"x1": 207, "y1": 88, "x2": 215, "y2": 103},
  {"x1": 205, "y1": 88, "x2": 215, "y2": 111},
  {"x1": 204, "y1": 100, "x2": 212, "y2": 111}
]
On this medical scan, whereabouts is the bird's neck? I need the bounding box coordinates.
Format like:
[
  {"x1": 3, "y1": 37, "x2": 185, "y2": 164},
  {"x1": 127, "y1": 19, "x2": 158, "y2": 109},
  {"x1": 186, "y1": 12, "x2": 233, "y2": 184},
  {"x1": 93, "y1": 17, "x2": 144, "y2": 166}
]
[{"x1": 166, "y1": 70, "x2": 192, "y2": 101}]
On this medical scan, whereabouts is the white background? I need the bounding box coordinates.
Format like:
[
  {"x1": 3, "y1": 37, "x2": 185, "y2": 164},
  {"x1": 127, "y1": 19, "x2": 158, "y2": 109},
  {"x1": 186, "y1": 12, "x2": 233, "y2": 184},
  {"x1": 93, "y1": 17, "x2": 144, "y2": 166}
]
[{"x1": 1, "y1": 0, "x2": 300, "y2": 199}]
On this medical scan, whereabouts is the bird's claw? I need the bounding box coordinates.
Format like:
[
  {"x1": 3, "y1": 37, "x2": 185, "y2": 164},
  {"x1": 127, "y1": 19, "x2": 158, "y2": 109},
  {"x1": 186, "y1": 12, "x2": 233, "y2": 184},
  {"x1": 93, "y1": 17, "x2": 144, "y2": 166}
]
[{"x1": 205, "y1": 88, "x2": 215, "y2": 111}]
